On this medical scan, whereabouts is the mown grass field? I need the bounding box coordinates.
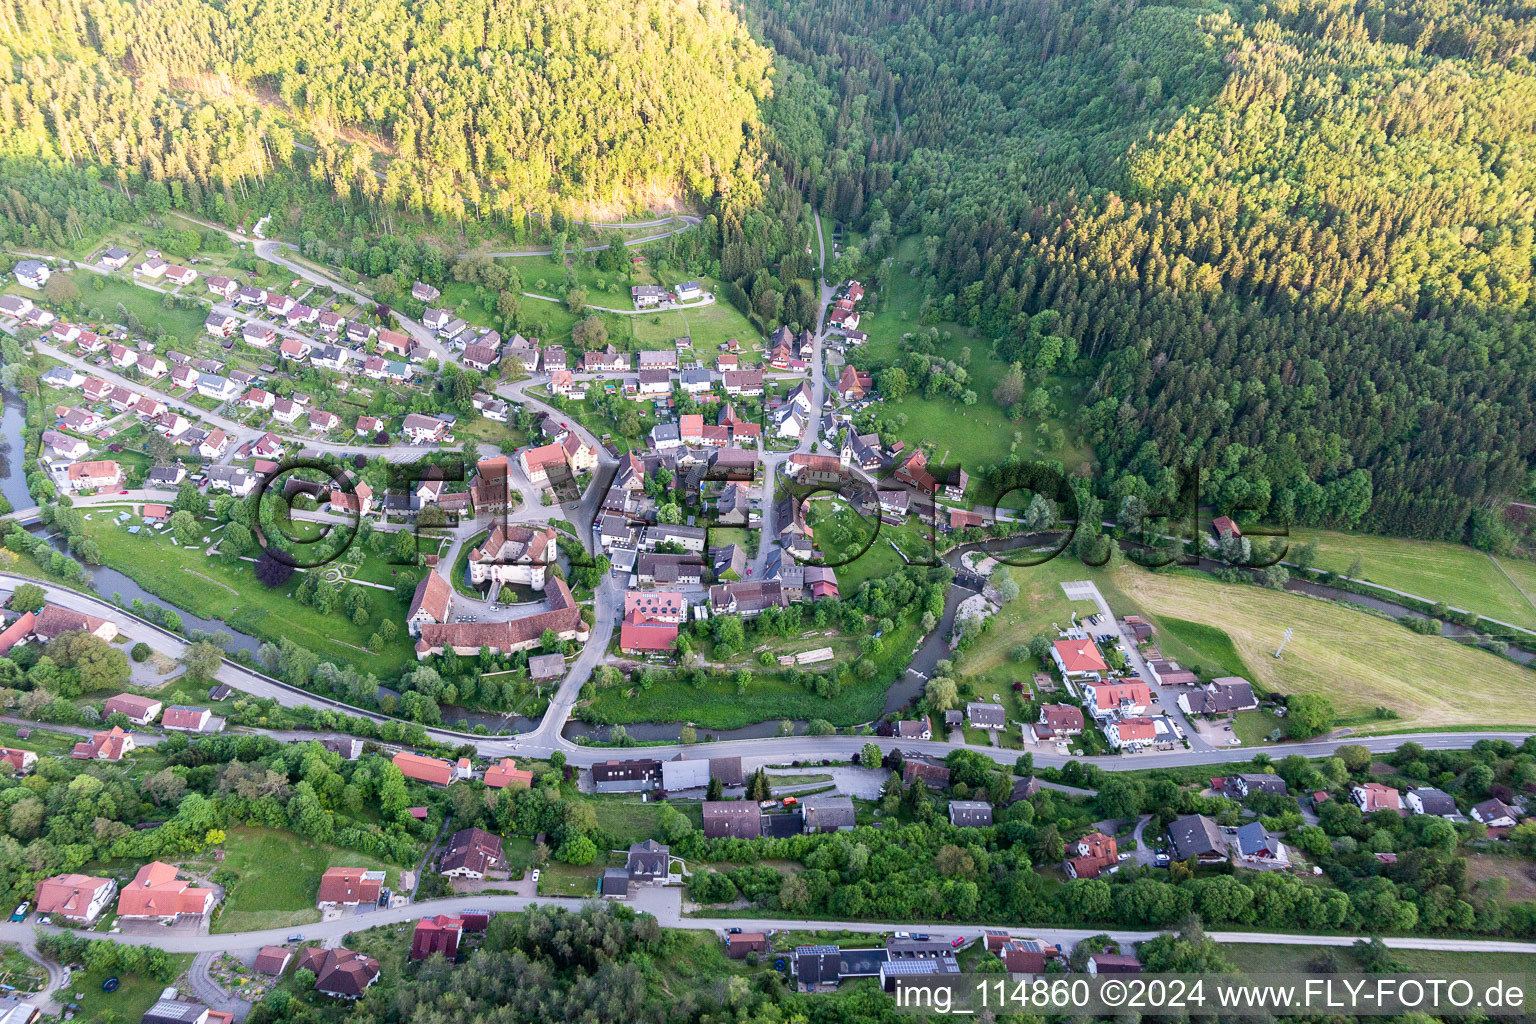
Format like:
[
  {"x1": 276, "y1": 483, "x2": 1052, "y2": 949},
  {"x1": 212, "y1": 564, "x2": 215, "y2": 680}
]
[
  {"x1": 200, "y1": 826, "x2": 404, "y2": 933},
  {"x1": 593, "y1": 797, "x2": 702, "y2": 845},
  {"x1": 1147, "y1": 615, "x2": 1254, "y2": 680},
  {"x1": 1220, "y1": 942, "x2": 1536, "y2": 980},
  {"x1": 0, "y1": 719, "x2": 80, "y2": 757},
  {"x1": 81, "y1": 514, "x2": 416, "y2": 675},
  {"x1": 1291, "y1": 527, "x2": 1536, "y2": 629},
  {"x1": 1113, "y1": 567, "x2": 1536, "y2": 730},
  {"x1": 625, "y1": 296, "x2": 759, "y2": 353}
]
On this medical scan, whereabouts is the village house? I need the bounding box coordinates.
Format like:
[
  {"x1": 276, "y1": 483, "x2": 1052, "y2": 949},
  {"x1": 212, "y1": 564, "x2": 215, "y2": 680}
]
[
  {"x1": 1406, "y1": 787, "x2": 1459, "y2": 818},
  {"x1": 14, "y1": 260, "x2": 51, "y2": 289},
  {"x1": 70, "y1": 726, "x2": 135, "y2": 761},
  {"x1": 404, "y1": 572, "x2": 455, "y2": 636},
  {"x1": 402, "y1": 413, "x2": 449, "y2": 444},
  {"x1": 410, "y1": 915, "x2": 462, "y2": 960},
  {"x1": 702, "y1": 801, "x2": 762, "y2": 839},
  {"x1": 295, "y1": 947, "x2": 380, "y2": 999},
  {"x1": 1051, "y1": 637, "x2": 1109, "y2": 679},
  {"x1": 1166, "y1": 814, "x2": 1229, "y2": 864},
  {"x1": 392, "y1": 751, "x2": 466, "y2": 787},
  {"x1": 1082, "y1": 679, "x2": 1152, "y2": 721},
  {"x1": 1105, "y1": 716, "x2": 1157, "y2": 750},
  {"x1": 65, "y1": 460, "x2": 124, "y2": 492},
  {"x1": 439, "y1": 828, "x2": 504, "y2": 880},
  {"x1": 1230, "y1": 774, "x2": 1288, "y2": 799},
  {"x1": 1472, "y1": 798, "x2": 1519, "y2": 828},
  {"x1": 1178, "y1": 677, "x2": 1258, "y2": 716},
  {"x1": 104, "y1": 693, "x2": 162, "y2": 725},
  {"x1": 316, "y1": 867, "x2": 385, "y2": 909},
  {"x1": 162, "y1": 705, "x2": 219, "y2": 733},
  {"x1": 34, "y1": 873, "x2": 117, "y2": 923},
  {"x1": 1064, "y1": 832, "x2": 1119, "y2": 879},
  {"x1": 591, "y1": 759, "x2": 662, "y2": 793},
  {"x1": 483, "y1": 758, "x2": 534, "y2": 790},
  {"x1": 949, "y1": 801, "x2": 994, "y2": 827},
  {"x1": 117, "y1": 861, "x2": 217, "y2": 920}
]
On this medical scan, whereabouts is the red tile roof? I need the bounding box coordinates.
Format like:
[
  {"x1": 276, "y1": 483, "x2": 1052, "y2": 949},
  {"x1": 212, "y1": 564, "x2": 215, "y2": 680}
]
[{"x1": 1053, "y1": 638, "x2": 1109, "y2": 674}]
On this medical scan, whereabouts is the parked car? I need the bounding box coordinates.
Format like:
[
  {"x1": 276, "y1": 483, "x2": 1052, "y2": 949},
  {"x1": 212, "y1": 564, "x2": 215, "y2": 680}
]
[
  {"x1": 287, "y1": 933, "x2": 304, "y2": 942},
  {"x1": 727, "y1": 927, "x2": 742, "y2": 935},
  {"x1": 951, "y1": 936, "x2": 965, "y2": 948},
  {"x1": 10, "y1": 902, "x2": 28, "y2": 922},
  {"x1": 530, "y1": 869, "x2": 541, "y2": 885}
]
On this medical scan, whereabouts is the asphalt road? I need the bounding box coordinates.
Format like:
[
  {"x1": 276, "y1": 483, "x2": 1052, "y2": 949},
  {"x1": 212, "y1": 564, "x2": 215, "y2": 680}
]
[{"x1": 4, "y1": 888, "x2": 1534, "y2": 957}]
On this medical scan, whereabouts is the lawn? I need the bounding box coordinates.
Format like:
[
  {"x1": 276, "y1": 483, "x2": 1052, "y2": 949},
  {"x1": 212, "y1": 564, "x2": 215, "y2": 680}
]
[
  {"x1": 1146, "y1": 615, "x2": 1254, "y2": 680},
  {"x1": 960, "y1": 556, "x2": 1110, "y2": 684},
  {"x1": 81, "y1": 515, "x2": 417, "y2": 676},
  {"x1": 807, "y1": 499, "x2": 937, "y2": 593},
  {"x1": 65, "y1": 953, "x2": 197, "y2": 1022},
  {"x1": 199, "y1": 826, "x2": 404, "y2": 934},
  {"x1": 582, "y1": 663, "x2": 894, "y2": 730},
  {"x1": 625, "y1": 297, "x2": 760, "y2": 353},
  {"x1": 1112, "y1": 566, "x2": 1536, "y2": 730},
  {"x1": 1290, "y1": 528, "x2": 1536, "y2": 629},
  {"x1": 1230, "y1": 709, "x2": 1287, "y2": 746},
  {"x1": 439, "y1": 280, "x2": 501, "y2": 330},
  {"x1": 536, "y1": 856, "x2": 604, "y2": 897},
  {"x1": 592, "y1": 796, "x2": 702, "y2": 845}
]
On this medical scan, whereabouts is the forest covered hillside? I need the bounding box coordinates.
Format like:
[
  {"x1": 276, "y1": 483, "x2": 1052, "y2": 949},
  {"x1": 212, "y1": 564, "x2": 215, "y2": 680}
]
[
  {"x1": 754, "y1": 0, "x2": 1536, "y2": 543},
  {"x1": 0, "y1": 0, "x2": 772, "y2": 221}
]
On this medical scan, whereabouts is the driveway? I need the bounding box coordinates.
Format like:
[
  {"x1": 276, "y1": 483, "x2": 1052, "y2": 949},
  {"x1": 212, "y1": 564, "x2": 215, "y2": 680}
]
[
  {"x1": 1061, "y1": 580, "x2": 1208, "y2": 751},
  {"x1": 1131, "y1": 814, "x2": 1160, "y2": 866}
]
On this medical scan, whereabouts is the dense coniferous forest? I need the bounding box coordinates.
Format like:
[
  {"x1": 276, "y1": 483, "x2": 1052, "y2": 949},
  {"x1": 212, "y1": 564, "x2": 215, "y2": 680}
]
[
  {"x1": 0, "y1": 0, "x2": 771, "y2": 223},
  {"x1": 752, "y1": 0, "x2": 1536, "y2": 541}
]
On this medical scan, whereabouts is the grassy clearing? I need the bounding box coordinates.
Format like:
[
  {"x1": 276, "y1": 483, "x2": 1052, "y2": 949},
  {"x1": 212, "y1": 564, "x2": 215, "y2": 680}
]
[
  {"x1": 200, "y1": 826, "x2": 402, "y2": 934},
  {"x1": 806, "y1": 498, "x2": 927, "y2": 593},
  {"x1": 1292, "y1": 527, "x2": 1536, "y2": 629},
  {"x1": 1491, "y1": 556, "x2": 1536, "y2": 625},
  {"x1": 859, "y1": 236, "x2": 1087, "y2": 473},
  {"x1": 75, "y1": 274, "x2": 209, "y2": 344},
  {"x1": 1220, "y1": 941, "x2": 1536, "y2": 979},
  {"x1": 1147, "y1": 615, "x2": 1253, "y2": 680},
  {"x1": 81, "y1": 515, "x2": 416, "y2": 675},
  {"x1": 537, "y1": 856, "x2": 604, "y2": 897},
  {"x1": 1113, "y1": 567, "x2": 1536, "y2": 730}
]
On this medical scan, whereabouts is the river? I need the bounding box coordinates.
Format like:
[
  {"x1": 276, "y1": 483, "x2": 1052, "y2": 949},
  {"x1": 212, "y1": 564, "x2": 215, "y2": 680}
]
[{"x1": 0, "y1": 393, "x2": 33, "y2": 512}]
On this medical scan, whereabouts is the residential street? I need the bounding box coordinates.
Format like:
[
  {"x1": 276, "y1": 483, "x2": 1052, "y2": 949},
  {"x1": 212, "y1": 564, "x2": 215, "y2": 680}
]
[{"x1": 4, "y1": 889, "x2": 1534, "y2": 960}]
